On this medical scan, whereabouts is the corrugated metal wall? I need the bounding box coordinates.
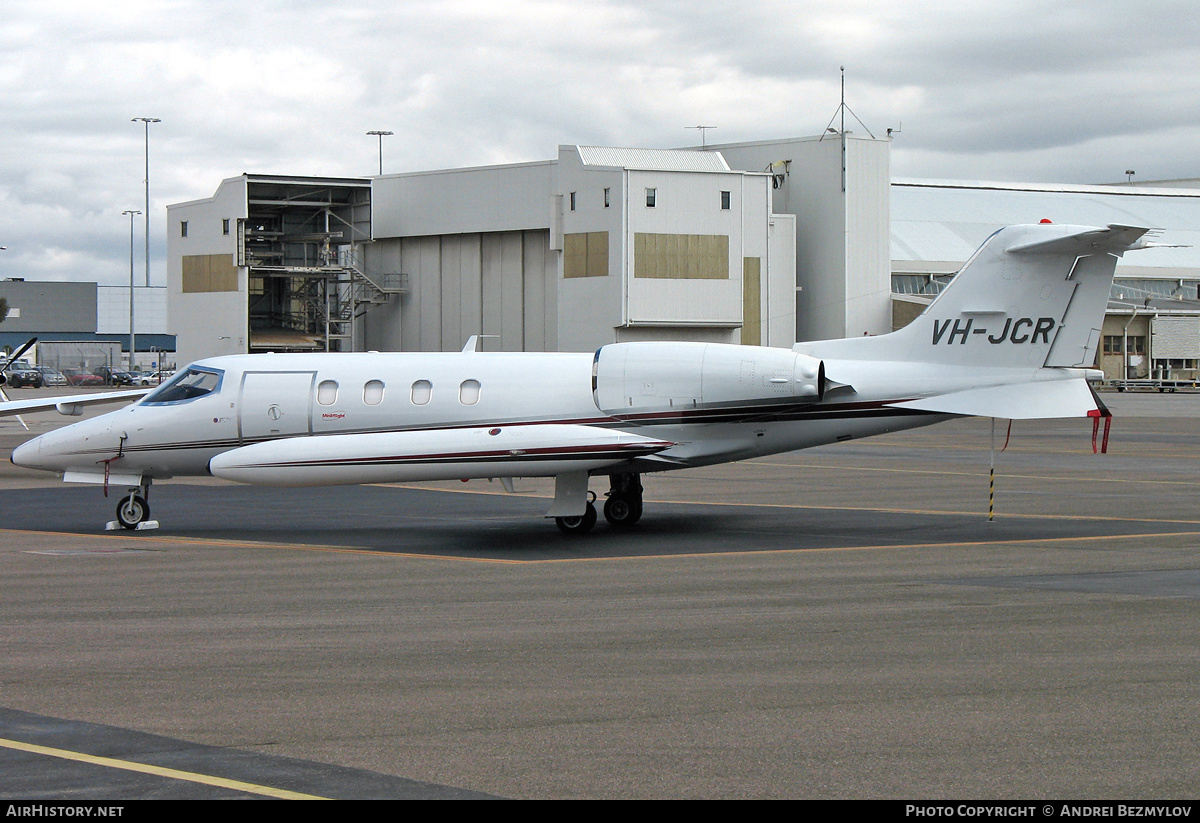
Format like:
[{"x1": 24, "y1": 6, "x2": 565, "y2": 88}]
[{"x1": 367, "y1": 230, "x2": 556, "y2": 353}]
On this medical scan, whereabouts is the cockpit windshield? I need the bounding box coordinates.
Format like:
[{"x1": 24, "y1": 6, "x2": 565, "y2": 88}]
[{"x1": 140, "y1": 366, "x2": 223, "y2": 405}]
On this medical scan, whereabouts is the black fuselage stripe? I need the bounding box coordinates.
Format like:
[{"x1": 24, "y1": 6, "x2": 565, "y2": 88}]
[{"x1": 88, "y1": 402, "x2": 929, "y2": 457}]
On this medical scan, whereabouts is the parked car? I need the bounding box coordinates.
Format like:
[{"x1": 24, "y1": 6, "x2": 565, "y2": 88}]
[
  {"x1": 37, "y1": 366, "x2": 67, "y2": 386},
  {"x1": 2, "y1": 359, "x2": 43, "y2": 388},
  {"x1": 92, "y1": 366, "x2": 135, "y2": 386},
  {"x1": 130, "y1": 370, "x2": 163, "y2": 386},
  {"x1": 63, "y1": 369, "x2": 104, "y2": 387}
]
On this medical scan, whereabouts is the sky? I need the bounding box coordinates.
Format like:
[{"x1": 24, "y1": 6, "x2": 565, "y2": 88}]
[{"x1": 1, "y1": 0, "x2": 1197, "y2": 287}]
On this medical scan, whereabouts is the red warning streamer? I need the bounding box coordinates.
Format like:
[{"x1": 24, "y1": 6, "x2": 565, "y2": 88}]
[{"x1": 1088, "y1": 408, "x2": 1113, "y2": 454}]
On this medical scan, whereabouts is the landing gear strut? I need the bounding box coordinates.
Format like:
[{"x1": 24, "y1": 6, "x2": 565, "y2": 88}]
[
  {"x1": 115, "y1": 485, "x2": 151, "y2": 530},
  {"x1": 603, "y1": 472, "x2": 643, "y2": 528}
]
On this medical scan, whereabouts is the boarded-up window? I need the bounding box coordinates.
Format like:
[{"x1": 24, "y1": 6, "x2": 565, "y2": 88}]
[
  {"x1": 563, "y1": 232, "x2": 609, "y2": 278},
  {"x1": 182, "y1": 254, "x2": 238, "y2": 293},
  {"x1": 634, "y1": 234, "x2": 729, "y2": 280},
  {"x1": 742, "y1": 257, "x2": 761, "y2": 346}
]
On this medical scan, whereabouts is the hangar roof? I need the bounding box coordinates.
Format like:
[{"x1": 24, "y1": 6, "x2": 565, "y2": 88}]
[{"x1": 892, "y1": 179, "x2": 1200, "y2": 276}]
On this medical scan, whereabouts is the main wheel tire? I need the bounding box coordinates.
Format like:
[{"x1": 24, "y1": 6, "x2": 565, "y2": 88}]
[
  {"x1": 116, "y1": 495, "x2": 149, "y2": 530},
  {"x1": 603, "y1": 494, "x2": 643, "y2": 528},
  {"x1": 555, "y1": 502, "x2": 597, "y2": 535}
]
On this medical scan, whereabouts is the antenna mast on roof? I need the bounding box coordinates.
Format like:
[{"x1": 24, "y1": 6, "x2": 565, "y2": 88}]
[
  {"x1": 686, "y1": 125, "x2": 718, "y2": 150},
  {"x1": 821, "y1": 67, "x2": 876, "y2": 192}
]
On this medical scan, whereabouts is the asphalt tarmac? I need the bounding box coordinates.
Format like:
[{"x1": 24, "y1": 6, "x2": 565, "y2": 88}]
[{"x1": 0, "y1": 390, "x2": 1198, "y2": 799}]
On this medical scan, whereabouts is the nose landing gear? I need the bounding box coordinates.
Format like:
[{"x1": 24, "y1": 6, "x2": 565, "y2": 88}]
[
  {"x1": 110, "y1": 484, "x2": 159, "y2": 531},
  {"x1": 115, "y1": 493, "x2": 149, "y2": 529}
]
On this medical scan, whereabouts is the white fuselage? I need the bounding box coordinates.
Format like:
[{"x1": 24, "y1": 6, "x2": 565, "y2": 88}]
[{"x1": 12, "y1": 343, "x2": 958, "y2": 487}]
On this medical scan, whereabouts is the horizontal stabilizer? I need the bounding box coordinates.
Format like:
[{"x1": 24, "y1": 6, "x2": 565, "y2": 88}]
[
  {"x1": 1005, "y1": 223, "x2": 1152, "y2": 255},
  {"x1": 886, "y1": 378, "x2": 1100, "y2": 419}
]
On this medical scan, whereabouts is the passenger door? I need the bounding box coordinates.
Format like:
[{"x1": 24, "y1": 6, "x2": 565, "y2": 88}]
[{"x1": 238, "y1": 371, "x2": 316, "y2": 442}]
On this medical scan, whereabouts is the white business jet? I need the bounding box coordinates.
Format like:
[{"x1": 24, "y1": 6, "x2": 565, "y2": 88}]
[{"x1": 7, "y1": 222, "x2": 1151, "y2": 533}]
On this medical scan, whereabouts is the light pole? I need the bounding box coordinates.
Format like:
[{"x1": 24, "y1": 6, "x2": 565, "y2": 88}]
[
  {"x1": 366, "y1": 130, "x2": 393, "y2": 175},
  {"x1": 132, "y1": 118, "x2": 160, "y2": 289},
  {"x1": 123, "y1": 210, "x2": 141, "y2": 370}
]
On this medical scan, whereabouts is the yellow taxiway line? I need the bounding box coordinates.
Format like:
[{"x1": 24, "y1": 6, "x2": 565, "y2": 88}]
[{"x1": 0, "y1": 736, "x2": 326, "y2": 800}]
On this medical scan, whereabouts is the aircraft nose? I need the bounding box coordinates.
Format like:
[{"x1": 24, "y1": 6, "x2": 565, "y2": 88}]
[
  {"x1": 11, "y1": 436, "x2": 43, "y2": 470},
  {"x1": 10, "y1": 415, "x2": 119, "y2": 474}
]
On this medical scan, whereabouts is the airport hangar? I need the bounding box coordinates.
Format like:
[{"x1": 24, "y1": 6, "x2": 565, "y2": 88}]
[
  {"x1": 0, "y1": 278, "x2": 173, "y2": 371},
  {"x1": 166, "y1": 134, "x2": 1200, "y2": 382}
]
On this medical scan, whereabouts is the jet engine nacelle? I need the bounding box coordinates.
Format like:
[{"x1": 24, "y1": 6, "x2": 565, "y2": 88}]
[{"x1": 593, "y1": 342, "x2": 824, "y2": 418}]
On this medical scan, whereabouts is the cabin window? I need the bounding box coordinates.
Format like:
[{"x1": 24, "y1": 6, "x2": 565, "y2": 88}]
[
  {"x1": 180, "y1": 221, "x2": 188, "y2": 237},
  {"x1": 720, "y1": 190, "x2": 731, "y2": 210},
  {"x1": 459, "y1": 379, "x2": 481, "y2": 405},
  {"x1": 363, "y1": 380, "x2": 384, "y2": 405},
  {"x1": 411, "y1": 379, "x2": 432, "y2": 405},
  {"x1": 317, "y1": 380, "x2": 338, "y2": 405},
  {"x1": 645, "y1": 188, "x2": 656, "y2": 208}
]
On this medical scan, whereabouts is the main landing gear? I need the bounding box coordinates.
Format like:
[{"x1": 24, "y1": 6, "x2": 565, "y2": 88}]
[
  {"x1": 553, "y1": 473, "x2": 644, "y2": 535},
  {"x1": 602, "y1": 472, "x2": 643, "y2": 529},
  {"x1": 554, "y1": 492, "x2": 598, "y2": 535}
]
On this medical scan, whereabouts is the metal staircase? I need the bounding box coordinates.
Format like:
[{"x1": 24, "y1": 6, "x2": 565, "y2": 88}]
[
  {"x1": 318, "y1": 249, "x2": 407, "y2": 349},
  {"x1": 250, "y1": 248, "x2": 406, "y2": 352},
  {"x1": 240, "y1": 176, "x2": 404, "y2": 353}
]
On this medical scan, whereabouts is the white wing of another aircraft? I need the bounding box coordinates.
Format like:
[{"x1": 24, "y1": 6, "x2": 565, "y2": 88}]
[
  {"x1": 0, "y1": 388, "x2": 152, "y2": 419},
  {"x1": 8, "y1": 222, "x2": 1153, "y2": 534},
  {"x1": 0, "y1": 337, "x2": 151, "y2": 422}
]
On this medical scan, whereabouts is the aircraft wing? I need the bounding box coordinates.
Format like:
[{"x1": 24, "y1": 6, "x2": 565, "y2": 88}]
[
  {"x1": 885, "y1": 377, "x2": 1099, "y2": 419},
  {"x1": 209, "y1": 423, "x2": 675, "y2": 486},
  {"x1": 0, "y1": 388, "x2": 151, "y2": 419}
]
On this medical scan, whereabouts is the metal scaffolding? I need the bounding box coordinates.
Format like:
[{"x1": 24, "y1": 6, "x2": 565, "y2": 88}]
[{"x1": 238, "y1": 178, "x2": 405, "y2": 352}]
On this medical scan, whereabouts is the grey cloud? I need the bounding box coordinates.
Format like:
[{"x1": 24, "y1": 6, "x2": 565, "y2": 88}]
[{"x1": 1, "y1": 0, "x2": 1197, "y2": 286}]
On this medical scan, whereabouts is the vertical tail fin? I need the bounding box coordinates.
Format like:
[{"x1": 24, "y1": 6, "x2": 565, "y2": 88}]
[{"x1": 800, "y1": 223, "x2": 1152, "y2": 368}]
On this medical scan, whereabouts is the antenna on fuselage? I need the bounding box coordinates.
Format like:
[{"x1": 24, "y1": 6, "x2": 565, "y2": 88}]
[{"x1": 461, "y1": 334, "x2": 501, "y2": 353}]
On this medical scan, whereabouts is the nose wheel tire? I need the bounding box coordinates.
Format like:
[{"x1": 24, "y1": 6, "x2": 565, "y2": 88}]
[
  {"x1": 116, "y1": 494, "x2": 150, "y2": 530},
  {"x1": 555, "y1": 501, "x2": 597, "y2": 534}
]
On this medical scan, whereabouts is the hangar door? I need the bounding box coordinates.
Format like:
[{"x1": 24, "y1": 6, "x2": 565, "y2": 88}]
[{"x1": 238, "y1": 371, "x2": 316, "y2": 441}]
